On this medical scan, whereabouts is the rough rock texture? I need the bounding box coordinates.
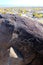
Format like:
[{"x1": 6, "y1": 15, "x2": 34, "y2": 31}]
[
  {"x1": 0, "y1": 47, "x2": 24, "y2": 65},
  {"x1": 0, "y1": 14, "x2": 43, "y2": 65}
]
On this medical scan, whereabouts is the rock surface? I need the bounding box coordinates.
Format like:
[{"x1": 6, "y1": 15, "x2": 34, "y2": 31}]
[
  {"x1": 0, "y1": 47, "x2": 24, "y2": 65},
  {"x1": 0, "y1": 14, "x2": 43, "y2": 65}
]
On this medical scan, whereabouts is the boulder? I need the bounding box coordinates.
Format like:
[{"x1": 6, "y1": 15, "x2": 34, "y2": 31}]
[{"x1": 0, "y1": 14, "x2": 43, "y2": 65}]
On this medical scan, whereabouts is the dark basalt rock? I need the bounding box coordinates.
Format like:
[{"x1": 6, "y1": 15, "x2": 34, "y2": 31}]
[{"x1": 0, "y1": 14, "x2": 43, "y2": 65}]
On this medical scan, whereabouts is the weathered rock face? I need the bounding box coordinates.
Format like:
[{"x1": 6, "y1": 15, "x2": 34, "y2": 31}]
[
  {"x1": 0, "y1": 47, "x2": 24, "y2": 65},
  {"x1": 0, "y1": 14, "x2": 43, "y2": 65},
  {"x1": 11, "y1": 38, "x2": 43, "y2": 65},
  {"x1": 0, "y1": 19, "x2": 14, "y2": 49}
]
